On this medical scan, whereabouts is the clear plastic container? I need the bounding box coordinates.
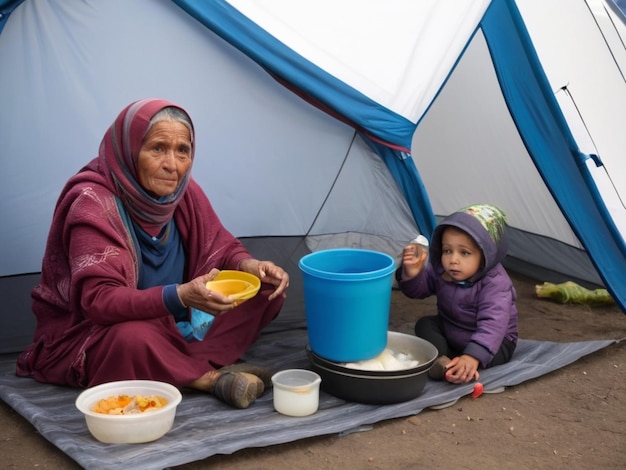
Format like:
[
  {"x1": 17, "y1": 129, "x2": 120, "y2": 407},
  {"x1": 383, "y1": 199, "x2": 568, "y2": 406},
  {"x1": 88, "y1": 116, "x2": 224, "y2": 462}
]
[{"x1": 271, "y1": 369, "x2": 321, "y2": 417}]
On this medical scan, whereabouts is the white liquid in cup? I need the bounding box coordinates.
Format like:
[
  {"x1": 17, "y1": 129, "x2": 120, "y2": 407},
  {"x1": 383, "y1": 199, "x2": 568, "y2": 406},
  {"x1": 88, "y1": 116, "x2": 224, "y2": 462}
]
[{"x1": 272, "y1": 370, "x2": 321, "y2": 417}]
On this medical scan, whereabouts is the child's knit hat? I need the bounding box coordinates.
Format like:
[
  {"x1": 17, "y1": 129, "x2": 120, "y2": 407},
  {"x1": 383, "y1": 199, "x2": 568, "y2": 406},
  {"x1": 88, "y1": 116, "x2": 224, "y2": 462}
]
[{"x1": 458, "y1": 204, "x2": 508, "y2": 246}]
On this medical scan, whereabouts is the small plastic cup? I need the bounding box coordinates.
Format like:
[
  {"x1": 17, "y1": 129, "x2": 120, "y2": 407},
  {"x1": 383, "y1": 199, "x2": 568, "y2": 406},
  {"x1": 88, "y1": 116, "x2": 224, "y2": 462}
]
[{"x1": 271, "y1": 369, "x2": 321, "y2": 417}]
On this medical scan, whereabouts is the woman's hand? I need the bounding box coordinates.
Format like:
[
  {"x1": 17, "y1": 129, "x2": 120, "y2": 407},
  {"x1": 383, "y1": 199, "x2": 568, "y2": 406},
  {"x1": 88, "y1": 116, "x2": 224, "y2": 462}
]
[
  {"x1": 176, "y1": 269, "x2": 236, "y2": 315},
  {"x1": 401, "y1": 244, "x2": 428, "y2": 280},
  {"x1": 443, "y1": 355, "x2": 480, "y2": 384},
  {"x1": 239, "y1": 259, "x2": 290, "y2": 301},
  {"x1": 176, "y1": 259, "x2": 289, "y2": 314}
]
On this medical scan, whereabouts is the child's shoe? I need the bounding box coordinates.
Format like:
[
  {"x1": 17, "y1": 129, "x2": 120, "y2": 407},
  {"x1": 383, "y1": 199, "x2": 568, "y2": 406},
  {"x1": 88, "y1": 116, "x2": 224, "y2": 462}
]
[{"x1": 428, "y1": 355, "x2": 451, "y2": 380}]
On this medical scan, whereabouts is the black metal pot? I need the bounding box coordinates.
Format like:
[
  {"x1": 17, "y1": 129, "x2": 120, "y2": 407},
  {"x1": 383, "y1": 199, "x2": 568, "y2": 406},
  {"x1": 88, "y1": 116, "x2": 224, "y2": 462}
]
[{"x1": 306, "y1": 331, "x2": 437, "y2": 404}]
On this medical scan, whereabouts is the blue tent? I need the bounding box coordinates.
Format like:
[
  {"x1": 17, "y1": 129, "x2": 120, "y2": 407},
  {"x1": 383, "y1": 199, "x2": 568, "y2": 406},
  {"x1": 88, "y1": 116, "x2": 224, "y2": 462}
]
[{"x1": 0, "y1": 0, "x2": 624, "y2": 352}]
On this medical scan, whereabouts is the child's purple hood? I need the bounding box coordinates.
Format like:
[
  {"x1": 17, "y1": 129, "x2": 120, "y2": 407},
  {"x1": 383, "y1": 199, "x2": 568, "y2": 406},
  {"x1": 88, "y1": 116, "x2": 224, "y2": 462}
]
[{"x1": 430, "y1": 204, "x2": 509, "y2": 285}]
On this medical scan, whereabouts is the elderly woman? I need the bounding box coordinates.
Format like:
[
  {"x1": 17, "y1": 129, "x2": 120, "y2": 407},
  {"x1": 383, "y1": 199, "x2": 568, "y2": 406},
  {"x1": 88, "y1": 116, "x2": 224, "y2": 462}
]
[{"x1": 16, "y1": 98, "x2": 289, "y2": 409}]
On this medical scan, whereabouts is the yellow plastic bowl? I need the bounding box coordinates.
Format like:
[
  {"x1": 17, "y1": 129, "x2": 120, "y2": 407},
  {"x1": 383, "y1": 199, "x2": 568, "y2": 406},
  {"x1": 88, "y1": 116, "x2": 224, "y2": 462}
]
[{"x1": 205, "y1": 270, "x2": 260, "y2": 304}]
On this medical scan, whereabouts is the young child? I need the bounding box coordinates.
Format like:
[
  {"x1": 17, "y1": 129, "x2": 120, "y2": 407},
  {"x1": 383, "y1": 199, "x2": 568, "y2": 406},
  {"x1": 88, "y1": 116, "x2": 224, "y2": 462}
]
[{"x1": 397, "y1": 204, "x2": 518, "y2": 384}]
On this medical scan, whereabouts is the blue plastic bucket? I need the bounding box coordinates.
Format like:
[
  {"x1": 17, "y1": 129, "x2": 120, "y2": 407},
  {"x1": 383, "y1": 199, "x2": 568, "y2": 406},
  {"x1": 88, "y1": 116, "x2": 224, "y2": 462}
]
[{"x1": 298, "y1": 248, "x2": 397, "y2": 362}]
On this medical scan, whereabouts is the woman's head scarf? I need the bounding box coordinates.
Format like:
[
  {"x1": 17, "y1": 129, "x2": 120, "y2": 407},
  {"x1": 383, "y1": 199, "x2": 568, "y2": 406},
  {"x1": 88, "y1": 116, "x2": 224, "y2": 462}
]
[{"x1": 97, "y1": 98, "x2": 195, "y2": 233}]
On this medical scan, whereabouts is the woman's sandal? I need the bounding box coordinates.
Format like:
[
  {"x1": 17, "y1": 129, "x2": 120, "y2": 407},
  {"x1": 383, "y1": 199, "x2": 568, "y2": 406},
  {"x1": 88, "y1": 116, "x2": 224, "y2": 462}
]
[
  {"x1": 212, "y1": 372, "x2": 264, "y2": 409},
  {"x1": 219, "y1": 363, "x2": 274, "y2": 388}
]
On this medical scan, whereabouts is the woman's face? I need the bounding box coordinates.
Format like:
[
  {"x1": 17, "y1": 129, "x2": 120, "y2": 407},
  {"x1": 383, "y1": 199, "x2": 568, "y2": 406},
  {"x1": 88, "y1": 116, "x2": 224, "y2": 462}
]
[
  {"x1": 440, "y1": 226, "x2": 482, "y2": 282},
  {"x1": 137, "y1": 120, "x2": 192, "y2": 198}
]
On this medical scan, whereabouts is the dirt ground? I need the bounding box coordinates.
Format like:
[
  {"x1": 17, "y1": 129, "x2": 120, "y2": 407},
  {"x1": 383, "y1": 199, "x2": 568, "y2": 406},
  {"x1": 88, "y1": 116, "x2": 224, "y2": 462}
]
[{"x1": 1, "y1": 272, "x2": 625, "y2": 469}]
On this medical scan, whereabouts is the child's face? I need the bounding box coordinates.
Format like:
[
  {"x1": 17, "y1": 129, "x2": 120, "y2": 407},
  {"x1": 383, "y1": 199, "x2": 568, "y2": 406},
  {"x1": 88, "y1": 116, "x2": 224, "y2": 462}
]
[{"x1": 440, "y1": 227, "x2": 482, "y2": 282}]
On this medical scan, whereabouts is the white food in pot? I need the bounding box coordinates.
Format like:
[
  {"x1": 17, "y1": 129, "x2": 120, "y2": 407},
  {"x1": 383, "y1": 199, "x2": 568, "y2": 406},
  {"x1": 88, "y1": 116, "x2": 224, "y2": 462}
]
[{"x1": 343, "y1": 348, "x2": 419, "y2": 371}]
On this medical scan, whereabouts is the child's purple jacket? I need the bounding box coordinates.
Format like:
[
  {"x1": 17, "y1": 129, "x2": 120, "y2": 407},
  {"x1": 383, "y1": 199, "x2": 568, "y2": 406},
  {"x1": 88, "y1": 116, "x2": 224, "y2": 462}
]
[{"x1": 397, "y1": 209, "x2": 519, "y2": 367}]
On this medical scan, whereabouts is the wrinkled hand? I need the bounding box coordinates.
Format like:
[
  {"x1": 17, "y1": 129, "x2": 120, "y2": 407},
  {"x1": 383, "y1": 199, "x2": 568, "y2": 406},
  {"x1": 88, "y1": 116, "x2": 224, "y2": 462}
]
[
  {"x1": 444, "y1": 355, "x2": 480, "y2": 384},
  {"x1": 238, "y1": 259, "x2": 290, "y2": 301},
  {"x1": 176, "y1": 269, "x2": 236, "y2": 315},
  {"x1": 401, "y1": 244, "x2": 428, "y2": 280}
]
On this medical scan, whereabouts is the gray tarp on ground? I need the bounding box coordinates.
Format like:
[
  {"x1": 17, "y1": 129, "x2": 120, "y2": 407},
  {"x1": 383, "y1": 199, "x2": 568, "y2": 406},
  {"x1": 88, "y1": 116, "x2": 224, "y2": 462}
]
[{"x1": 0, "y1": 329, "x2": 618, "y2": 470}]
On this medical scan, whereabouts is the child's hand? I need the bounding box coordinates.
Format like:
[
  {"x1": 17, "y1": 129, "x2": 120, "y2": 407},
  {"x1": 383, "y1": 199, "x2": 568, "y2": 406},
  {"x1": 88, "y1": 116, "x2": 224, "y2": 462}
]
[
  {"x1": 443, "y1": 355, "x2": 480, "y2": 384},
  {"x1": 401, "y1": 244, "x2": 428, "y2": 280}
]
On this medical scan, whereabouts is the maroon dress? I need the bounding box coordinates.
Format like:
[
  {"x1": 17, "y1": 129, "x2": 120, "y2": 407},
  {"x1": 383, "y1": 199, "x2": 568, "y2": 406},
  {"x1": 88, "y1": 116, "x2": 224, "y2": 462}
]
[{"x1": 16, "y1": 99, "x2": 283, "y2": 388}]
